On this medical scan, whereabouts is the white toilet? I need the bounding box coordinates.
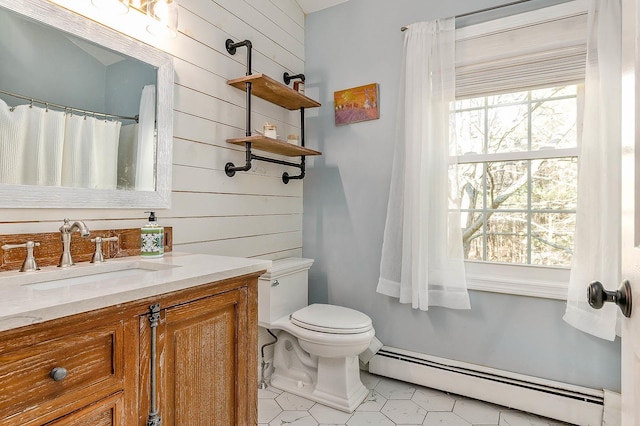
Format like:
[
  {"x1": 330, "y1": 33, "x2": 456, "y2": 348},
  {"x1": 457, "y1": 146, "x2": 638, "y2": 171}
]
[{"x1": 258, "y1": 257, "x2": 375, "y2": 413}]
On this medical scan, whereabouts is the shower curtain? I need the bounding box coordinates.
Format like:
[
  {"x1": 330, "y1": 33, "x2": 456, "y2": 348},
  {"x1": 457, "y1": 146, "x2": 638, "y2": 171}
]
[
  {"x1": 118, "y1": 122, "x2": 139, "y2": 189},
  {"x1": 563, "y1": 0, "x2": 622, "y2": 341},
  {"x1": 60, "y1": 114, "x2": 121, "y2": 189},
  {"x1": 0, "y1": 99, "x2": 67, "y2": 186},
  {"x1": 1, "y1": 99, "x2": 124, "y2": 189},
  {"x1": 0, "y1": 98, "x2": 27, "y2": 185},
  {"x1": 136, "y1": 84, "x2": 156, "y2": 191},
  {"x1": 377, "y1": 19, "x2": 470, "y2": 310},
  {"x1": 117, "y1": 85, "x2": 156, "y2": 191},
  {"x1": 20, "y1": 104, "x2": 66, "y2": 186}
]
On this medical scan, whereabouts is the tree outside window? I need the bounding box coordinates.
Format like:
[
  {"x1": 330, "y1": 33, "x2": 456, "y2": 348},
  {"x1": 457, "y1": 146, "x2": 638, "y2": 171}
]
[{"x1": 452, "y1": 85, "x2": 579, "y2": 267}]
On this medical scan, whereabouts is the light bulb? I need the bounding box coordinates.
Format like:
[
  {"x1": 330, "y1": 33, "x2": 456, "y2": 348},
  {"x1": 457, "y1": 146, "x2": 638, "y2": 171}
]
[{"x1": 147, "y1": 0, "x2": 178, "y2": 39}]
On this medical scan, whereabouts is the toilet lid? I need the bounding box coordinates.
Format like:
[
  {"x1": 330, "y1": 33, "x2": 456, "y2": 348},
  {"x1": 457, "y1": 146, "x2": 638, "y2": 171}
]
[{"x1": 290, "y1": 304, "x2": 372, "y2": 334}]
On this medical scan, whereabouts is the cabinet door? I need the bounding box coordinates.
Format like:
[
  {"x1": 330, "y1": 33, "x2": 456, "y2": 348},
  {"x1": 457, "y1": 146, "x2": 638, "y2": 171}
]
[{"x1": 140, "y1": 287, "x2": 252, "y2": 426}]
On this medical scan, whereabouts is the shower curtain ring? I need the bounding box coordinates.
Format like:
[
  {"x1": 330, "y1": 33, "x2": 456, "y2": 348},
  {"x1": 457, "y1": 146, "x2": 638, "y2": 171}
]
[
  {"x1": 29, "y1": 99, "x2": 33, "y2": 108},
  {"x1": 45, "y1": 103, "x2": 49, "y2": 112}
]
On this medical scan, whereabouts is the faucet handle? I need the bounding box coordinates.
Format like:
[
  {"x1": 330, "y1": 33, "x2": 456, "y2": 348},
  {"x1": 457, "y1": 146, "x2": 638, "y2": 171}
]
[
  {"x1": 90, "y1": 236, "x2": 119, "y2": 264},
  {"x1": 60, "y1": 218, "x2": 71, "y2": 233},
  {"x1": 1, "y1": 241, "x2": 40, "y2": 272}
]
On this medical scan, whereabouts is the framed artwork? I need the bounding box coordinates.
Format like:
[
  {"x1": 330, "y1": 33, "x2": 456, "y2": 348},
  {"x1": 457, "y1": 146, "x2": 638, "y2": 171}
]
[{"x1": 334, "y1": 83, "x2": 379, "y2": 125}]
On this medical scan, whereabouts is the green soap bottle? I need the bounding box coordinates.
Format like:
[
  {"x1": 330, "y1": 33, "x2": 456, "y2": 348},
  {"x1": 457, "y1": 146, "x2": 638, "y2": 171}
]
[{"x1": 141, "y1": 211, "x2": 164, "y2": 258}]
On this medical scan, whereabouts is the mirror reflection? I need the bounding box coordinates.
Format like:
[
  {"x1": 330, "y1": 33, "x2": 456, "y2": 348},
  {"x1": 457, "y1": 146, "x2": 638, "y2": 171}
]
[{"x1": 0, "y1": 6, "x2": 158, "y2": 191}]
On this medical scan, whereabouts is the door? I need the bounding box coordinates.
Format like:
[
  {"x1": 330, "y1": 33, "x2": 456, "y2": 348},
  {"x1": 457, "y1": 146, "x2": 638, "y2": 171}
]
[
  {"x1": 621, "y1": 0, "x2": 640, "y2": 423},
  {"x1": 162, "y1": 288, "x2": 249, "y2": 425},
  {"x1": 138, "y1": 287, "x2": 252, "y2": 426}
]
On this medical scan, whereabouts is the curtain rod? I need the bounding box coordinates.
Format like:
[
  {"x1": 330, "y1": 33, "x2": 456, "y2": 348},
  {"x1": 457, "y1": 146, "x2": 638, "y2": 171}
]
[
  {"x1": 0, "y1": 88, "x2": 139, "y2": 122},
  {"x1": 400, "y1": 0, "x2": 532, "y2": 31}
]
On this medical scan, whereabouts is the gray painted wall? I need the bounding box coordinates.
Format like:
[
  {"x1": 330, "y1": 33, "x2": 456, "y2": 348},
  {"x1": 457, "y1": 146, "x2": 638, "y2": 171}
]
[
  {"x1": 0, "y1": 7, "x2": 153, "y2": 116},
  {"x1": 303, "y1": 0, "x2": 621, "y2": 392}
]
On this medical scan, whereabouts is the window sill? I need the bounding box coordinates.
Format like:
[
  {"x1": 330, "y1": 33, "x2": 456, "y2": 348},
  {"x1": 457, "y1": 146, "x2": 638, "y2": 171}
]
[{"x1": 464, "y1": 261, "x2": 569, "y2": 300}]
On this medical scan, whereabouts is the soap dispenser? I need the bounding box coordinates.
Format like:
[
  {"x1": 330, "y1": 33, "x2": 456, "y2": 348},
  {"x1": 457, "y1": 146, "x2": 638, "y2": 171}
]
[{"x1": 141, "y1": 211, "x2": 164, "y2": 258}]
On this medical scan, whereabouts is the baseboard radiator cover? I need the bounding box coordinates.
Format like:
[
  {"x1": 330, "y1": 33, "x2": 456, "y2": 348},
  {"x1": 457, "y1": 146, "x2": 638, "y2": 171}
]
[{"x1": 369, "y1": 347, "x2": 604, "y2": 426}]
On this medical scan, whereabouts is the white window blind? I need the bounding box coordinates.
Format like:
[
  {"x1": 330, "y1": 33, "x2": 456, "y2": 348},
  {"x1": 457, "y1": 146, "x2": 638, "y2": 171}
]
[{"x1": 455, "y1": 0, "x2": 588, "y2": 99}]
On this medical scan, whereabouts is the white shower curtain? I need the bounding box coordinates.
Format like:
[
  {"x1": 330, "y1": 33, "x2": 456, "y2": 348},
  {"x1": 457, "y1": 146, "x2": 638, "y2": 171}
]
[
  {"x1": 116, "y1": 85, "x2": 156, "y2": 191},
  {"x1": 377, "y1": 19, "x2": 470, "y2": 310},
  {"x1": 61, "y1": 114, "x2": 94, "y2": 188},
  {"x1": 1, "y1": 99, "x2": 122, "y2": 189},
  {"x1": 118, "y1": 122, "x2": 139, "y2": 189},
  {"x1": 93, "y1": 118, "x2": 122, "y2": 189},
  {"x1": 0, "y1": 100, "x2": 66, "y2": 186},
  {"x1": 135, "y1": 84, "x2": 156, "y2": 191},
  {"x1": 21, "y1": 105, "x2": 66, "y2": 186},
  {"x1": 0, "y1": 98, "x2": 27, "y2": 185},
  {"x1": 61, "y1": 114, "x2": 121, "y2": 189},
  {"x1": 563, "y1": 0, "x2": 621, "y2": 341}
]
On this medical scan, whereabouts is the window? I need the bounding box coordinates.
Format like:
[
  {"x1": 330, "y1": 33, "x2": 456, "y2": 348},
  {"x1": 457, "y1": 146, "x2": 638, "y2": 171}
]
[
  {"x1": 449, "y1": 1, "x2": 589, "y2": 298},
  {"x1": 453, "y1": 85, "x2": 580, "y2": 267}
]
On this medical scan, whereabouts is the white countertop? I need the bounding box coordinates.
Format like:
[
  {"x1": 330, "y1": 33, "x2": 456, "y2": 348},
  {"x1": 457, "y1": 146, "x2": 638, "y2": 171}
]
[{"x1": 0, "y1": 252, "x2": 271, "y2": 332}]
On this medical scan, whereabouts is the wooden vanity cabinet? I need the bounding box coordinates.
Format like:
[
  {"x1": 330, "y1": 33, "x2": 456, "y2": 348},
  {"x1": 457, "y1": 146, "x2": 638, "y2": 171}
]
[
  {"x1": 0, "y1": 271, "x2": 262, "y2": 426},
  {"x1": 0, "y1": 313, "x2": 137, "y2": 426}
]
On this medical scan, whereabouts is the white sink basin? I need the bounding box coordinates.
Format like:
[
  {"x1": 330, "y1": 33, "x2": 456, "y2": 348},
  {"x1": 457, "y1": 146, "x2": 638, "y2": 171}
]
[{"x1": 0, "y1": 261, "x2": 178, "y2": 290}]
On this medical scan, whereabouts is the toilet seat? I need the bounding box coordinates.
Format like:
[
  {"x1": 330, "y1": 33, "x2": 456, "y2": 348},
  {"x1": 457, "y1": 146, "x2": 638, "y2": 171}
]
[{"x1": 290, "y1": 304, "x2": 372, "y2": 334}]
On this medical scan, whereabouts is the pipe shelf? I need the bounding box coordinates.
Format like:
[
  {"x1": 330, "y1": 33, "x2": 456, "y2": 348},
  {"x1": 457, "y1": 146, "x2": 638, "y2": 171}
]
[
  {"x1": 224, "y1": 38, "x2": 321, "y2": 183},
  {"x1": 227, "y1": 74, "x2": 321, "y2": 110},
  {"x1": 227, "y1": 135, "x2": 321, "y2": 157}
]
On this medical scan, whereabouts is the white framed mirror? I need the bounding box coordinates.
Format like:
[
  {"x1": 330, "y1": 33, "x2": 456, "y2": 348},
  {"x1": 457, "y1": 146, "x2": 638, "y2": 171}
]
[{"x1": 0, "y1": 0, "x2": 173, "y2": 208}]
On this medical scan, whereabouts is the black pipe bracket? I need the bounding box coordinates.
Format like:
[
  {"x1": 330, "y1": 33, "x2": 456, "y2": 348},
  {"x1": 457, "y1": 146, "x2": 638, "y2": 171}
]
[{"x1": 283, "y1": 72, "x2": 305, "y2": 85}]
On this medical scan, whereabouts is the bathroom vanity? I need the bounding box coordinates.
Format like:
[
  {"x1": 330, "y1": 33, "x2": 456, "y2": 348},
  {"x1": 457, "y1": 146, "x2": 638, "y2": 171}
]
[{"x1": 0, "y1": 253, "x2": 270, "y2": 425}]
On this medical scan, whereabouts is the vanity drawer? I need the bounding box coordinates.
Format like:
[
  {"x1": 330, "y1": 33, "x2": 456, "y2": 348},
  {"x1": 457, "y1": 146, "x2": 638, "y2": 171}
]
[{"x1": 0, "y1": 322, "x2": 125, "y2": 425}]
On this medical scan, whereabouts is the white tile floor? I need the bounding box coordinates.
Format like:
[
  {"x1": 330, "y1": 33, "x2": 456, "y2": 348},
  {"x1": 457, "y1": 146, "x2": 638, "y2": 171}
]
[{"x1": 258, "y1": 371, "x2": 573, "y2": 425}]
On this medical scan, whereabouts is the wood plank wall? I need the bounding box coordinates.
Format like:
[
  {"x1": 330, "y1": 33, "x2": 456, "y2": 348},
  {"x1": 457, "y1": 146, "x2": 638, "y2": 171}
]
[{"x1": 0, "y1": 0, "x2": 306, "y2": 262}]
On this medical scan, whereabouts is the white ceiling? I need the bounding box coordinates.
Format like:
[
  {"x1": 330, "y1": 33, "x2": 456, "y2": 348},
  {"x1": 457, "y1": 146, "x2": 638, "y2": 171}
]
[{"x1": 294, "y1": 0, "x2": 349, "y2": 14}]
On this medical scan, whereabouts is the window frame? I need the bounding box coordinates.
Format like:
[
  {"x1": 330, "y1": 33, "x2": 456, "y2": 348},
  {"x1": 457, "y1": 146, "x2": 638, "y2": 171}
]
[
  {"x1": 455, "y1": 91, "x2": 580, "y2": 300},
  {"x1": 452, "y1": 1, "x2": 588, "y2": 300}
]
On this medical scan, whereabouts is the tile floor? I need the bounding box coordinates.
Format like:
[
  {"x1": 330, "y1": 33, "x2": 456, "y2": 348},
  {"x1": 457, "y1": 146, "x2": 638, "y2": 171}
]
[{"x1": 258, "y1": 370, "x2": 573, "y2": 425}]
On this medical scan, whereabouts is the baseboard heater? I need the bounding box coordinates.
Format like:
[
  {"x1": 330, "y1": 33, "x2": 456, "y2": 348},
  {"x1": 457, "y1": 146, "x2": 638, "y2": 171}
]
[{"x1": 368, "y1": 346, "x2": 605, "y2": 425}]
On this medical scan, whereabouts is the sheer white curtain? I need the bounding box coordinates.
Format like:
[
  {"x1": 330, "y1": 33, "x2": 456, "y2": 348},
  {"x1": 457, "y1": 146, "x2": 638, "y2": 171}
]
[
  {"x1": 377, "y1": 19, "x2": 470, "y2": 310},
  {"x1": 563, "y1": 0, "x2": 621, "y2": 341}
]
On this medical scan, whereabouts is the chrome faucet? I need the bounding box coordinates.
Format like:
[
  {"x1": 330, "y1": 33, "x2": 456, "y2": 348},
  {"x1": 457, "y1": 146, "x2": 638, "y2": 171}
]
[{"x1": 58, "y1": 218, "x2": 90, "y2": 268}]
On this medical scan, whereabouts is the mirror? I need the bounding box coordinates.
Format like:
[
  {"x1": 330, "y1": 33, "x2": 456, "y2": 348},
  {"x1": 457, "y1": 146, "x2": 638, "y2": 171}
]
[{"x1": 0, "y1": 0, "x2": 173, "y2": 208}]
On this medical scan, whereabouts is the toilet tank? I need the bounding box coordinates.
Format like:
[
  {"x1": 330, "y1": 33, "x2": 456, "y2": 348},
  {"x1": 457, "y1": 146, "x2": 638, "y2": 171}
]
[{"x1": 258, "y1": 257, "x2": 314, "y2": 328}]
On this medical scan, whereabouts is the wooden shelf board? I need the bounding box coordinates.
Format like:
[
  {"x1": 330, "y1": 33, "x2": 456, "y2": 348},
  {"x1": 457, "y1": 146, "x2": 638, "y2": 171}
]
[
  {"x1": 227, "y1": 135, "x2": 322, "y2": 157},
  {"x1": 227, "y1": 73, "x2": 321, "y2": 110}
]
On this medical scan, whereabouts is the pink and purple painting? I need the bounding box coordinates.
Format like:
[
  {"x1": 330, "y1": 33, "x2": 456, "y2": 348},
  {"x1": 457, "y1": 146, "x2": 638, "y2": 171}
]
[{"x1": 334, "y1": 83, "x2": 379, "y2": 126}]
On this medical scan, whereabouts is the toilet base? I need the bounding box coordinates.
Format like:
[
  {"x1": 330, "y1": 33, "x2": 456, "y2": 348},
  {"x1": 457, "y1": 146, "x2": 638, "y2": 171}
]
[
  {"x1": 270, "y1": 332, "x2": 370, "y2": 413},
  {"x1": 270, "y1": 366, "x2": 369, "y2": 413}
]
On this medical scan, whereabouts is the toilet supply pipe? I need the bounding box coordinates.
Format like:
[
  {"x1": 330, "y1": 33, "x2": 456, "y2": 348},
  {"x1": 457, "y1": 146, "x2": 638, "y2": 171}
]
[{"x1": 259, "y1": 329, "x2": 278, "y2": 389}]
